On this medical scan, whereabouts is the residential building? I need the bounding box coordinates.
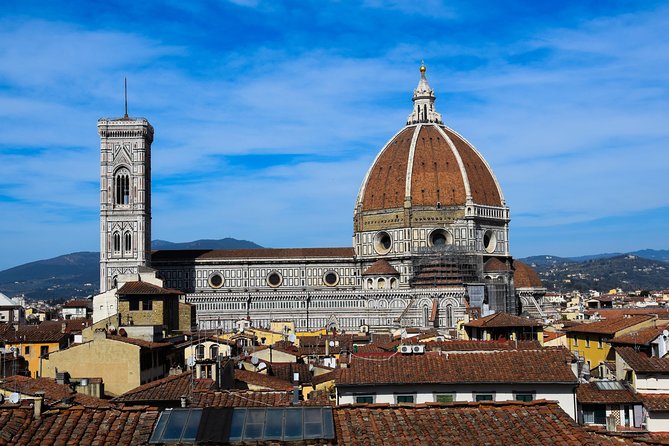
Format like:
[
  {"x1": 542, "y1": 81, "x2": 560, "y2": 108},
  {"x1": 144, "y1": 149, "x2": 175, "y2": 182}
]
[
  {"x1": 0, "y1": 321, "x2": 70, "y2": 378},
  {"x1": 462, "y1": 312, "x2": 543, "y2": 343}
]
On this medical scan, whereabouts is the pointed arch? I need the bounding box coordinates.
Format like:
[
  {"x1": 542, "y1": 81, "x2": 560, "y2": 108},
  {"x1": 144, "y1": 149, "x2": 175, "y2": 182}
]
[
  {"x1": 124, "y1": 231, "x2": 132, "y2": 253},
  {"x1": 113, "y1": 232, "x2": 121, "y2": 253},
  {"x1": 114, "y1": 167, "x2": 131, "y2": 205}
]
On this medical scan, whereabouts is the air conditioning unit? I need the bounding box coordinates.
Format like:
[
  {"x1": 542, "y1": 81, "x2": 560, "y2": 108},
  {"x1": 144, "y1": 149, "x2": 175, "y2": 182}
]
[
  {"x1": 412, "y1": 345, "x2": 425, "y2": 354},
  {"x1": 400, "y1": 345, "x2": 412, "y2": 354}
]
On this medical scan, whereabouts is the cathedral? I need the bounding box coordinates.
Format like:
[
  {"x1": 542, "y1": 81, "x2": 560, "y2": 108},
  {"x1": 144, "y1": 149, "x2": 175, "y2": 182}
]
[{"x1": 97, "y1": 64, "x2": 545, "y2": 333}]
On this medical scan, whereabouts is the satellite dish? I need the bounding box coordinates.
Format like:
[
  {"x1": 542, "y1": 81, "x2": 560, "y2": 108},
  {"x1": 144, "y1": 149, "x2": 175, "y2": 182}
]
[
  {"x1": 257, "y1": 362, "x2": 267, "y2": 371},
  {"x1": 329, "y1": 341, "x2": 335, "y2": 347},
  {"x1": 288, "y1": 334, "x2": 297, "y2": 343},
  {"x1": 9, "y1": 393, "x2": 20, "y2": 404},
  {"x1": 663, "y1": 330, "x2": 669, "y2": 337},
  {"x1": 238, "y1": 363, "x2": 244, "y2": 369},
  {"x1": 251, "y1": 356, "x2": 259, "y2": 365}
]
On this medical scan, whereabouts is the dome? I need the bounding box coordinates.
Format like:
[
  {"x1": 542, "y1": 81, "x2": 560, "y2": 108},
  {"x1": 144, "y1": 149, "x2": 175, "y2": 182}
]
[
  {"x1": 513, "y1": 261, "x2": 543, "y2": 288},
  {"x1": 354, "y1": 64, "x2": 505, "y2": 233}
]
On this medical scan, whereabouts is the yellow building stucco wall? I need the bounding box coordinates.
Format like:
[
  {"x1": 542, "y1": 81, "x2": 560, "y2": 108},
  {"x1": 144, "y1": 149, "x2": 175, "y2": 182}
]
[
  {"x1": 41, "y1": 335, "x2": 141, "y2": 397},
  {"x1": 4, "y1": 341, "x2": 63, "y2": 378}
]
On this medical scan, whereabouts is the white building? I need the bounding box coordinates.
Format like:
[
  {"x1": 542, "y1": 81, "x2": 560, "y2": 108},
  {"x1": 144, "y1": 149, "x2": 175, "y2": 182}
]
[{"x1": 95, "y1": 64, "x2": 545, "y2": 333}]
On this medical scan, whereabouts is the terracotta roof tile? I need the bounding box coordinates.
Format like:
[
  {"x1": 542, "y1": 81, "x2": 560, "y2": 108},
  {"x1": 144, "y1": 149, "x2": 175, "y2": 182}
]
[
  {"x1": 563, "y1": 315, "x2": 656, "y2": 335},
  {"x1": 234, "y1": 369, "x2": 293, "y2": 391},
  {"x1": 332, "y1": 401, "x2": 630, "y2": 446},
  {"x1": 0, "y1": 321, "x2": 68, "y2": 344},
  {"x1": 463, "y1": 312, "x2": 542, "y2": 328},
  {"x1": 117, "y1": 281, "x2": 182, "y2": 295},
  {"x1": 112, "y1": 371, "x2": 216, "y2": 403},
  {"x1": 483, "y1": 257, "x2": 509, "y2": 272},
  {"x1": 641, "y1": 393, "x2": 669, "y2": 412},
  {"x1": 611, "y1": 326, "x2": 668, "y2": 346},
  {"x1": 514, "y1": 260, "x2": 544, "y2": 288},
  {"x1": 617, "y1": 346, "x2": 669, "y2": 373},
  {"x1": 0, "y1": 376, "x2": 106, "y2": 407},
  {"x1": 151, "y1": 247, "x2": 354, "y2": 262},
  {"x1": 362, "y1": 259, "x2": 400, "y2": 276},
  {"x1": 61, "y1": 300, "x2": 91, "y2": 309},
  {"x1": 576, "y1": 382, "x2": 641, "y2": 404},
  {"x1": 339, "y1": 349, "x2": 576, "y2": 385},
  {"x1": 106, "y1": 335, "x2": 172, "y2": 349},
  {"x1": 191, "y1": 390, "x2": 294, "y2": 407},
  {"x1": 426, "y1": 339, "x2": 543, "y2": 351},
  {"x1": 0, "y1": 405, "x2": 159, "y2": 445}
]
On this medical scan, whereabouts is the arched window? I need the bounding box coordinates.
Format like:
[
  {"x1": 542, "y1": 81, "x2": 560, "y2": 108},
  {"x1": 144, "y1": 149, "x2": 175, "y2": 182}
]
[
  {"x1": 195, "y1": 344, "x2": 205, "y2": 360},
  {"x1": 113, "y1": 232, "x2": 121, "y2": 253},
  {"x1": 210, "y1": 344, "x2": 219, "y2": 359},
  {"x1": 124, "y1": 232, "x2": 132, "y2": 253},
  {"x1": 114, "y1": 168, "x2": 131, "y2": 205},
  {"x1": 423, "y1": 305, "x2": 429, "y2": 327},
  {"x1": 445, "y1": 304, "x2": 453, "y2": 328}
]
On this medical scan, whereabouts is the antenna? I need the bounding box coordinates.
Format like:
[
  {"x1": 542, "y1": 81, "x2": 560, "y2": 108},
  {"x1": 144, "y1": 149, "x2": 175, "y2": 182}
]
[{"x1": 124, "y1": 77, "x2": 128, "y2": 118}]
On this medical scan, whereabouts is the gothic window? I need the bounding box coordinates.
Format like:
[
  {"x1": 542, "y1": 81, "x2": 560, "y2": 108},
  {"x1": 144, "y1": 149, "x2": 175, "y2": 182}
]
[
  {"x1": 114, "y1": 168, "x2": 131, "y2": 205},
  {"x1": 210, "y1": 345, "x2": 219, "y2": 359},
  {"x1": 445, "y1": 304, "x2": 453, "y2": 328},
  {"x1": 423, "y1": 305, "x2": 429, "y2": 327},
  {"x1": 113, "y1": 232, "x2": 121, "y2": 253},
  {"x1": 124, "y1": 232, "x2": 132, "y2": 253}
]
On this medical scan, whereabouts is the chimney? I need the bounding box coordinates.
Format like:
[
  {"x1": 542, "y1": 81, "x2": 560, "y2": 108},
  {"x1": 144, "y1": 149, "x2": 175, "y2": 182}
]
[
  {"x1": 180, "y1": 395, "x2": 188, "y2": 408},
  {"x1": 33, "y1": 391, "x2": 45, "y2": 419}
]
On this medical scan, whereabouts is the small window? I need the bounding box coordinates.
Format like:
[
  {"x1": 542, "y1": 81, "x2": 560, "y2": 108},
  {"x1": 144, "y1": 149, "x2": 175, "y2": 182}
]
[
  {"x1": 142, "y1": 298, "x2": 153, "y2": 311},
  {"x1": 25, "y1": 346, "x2": 30, "y2": 355},
  {"x1": 514, "y1": 392, "x2": 534, "y2": 402},
  {"x1": 435, "y1": 393, "x2": 454, "y2": 403},
  {"x1": 354, "y1": 395, "x2": 374, "y2": 404},
  {"x1": 474, "y1": 393, "x2": 494, "y2": 402},
  {"x1": 40, "y1": 346, "x2": 49, "y2": 357},
  {"x1": 582, "y1": 404, "x2": 606, "y2": 424},
  {"x1": 573, "y1": 336, "x2": 578, "y2": 347},
  {"x1": 129, "y1": 300, "x2": 140, "y2": 311},
  {"x1": 395, "y1": 394, "x2": 415, "y2": 404},
  {"x1": 113, "y1": 232, "x2": 121, "y2": 253},
  {"x1": 585, "y1": 336, "x2": 590, "y2": 348},
  {"x1": 598, "y1": 337, "x2": 603, "y2": 348},
  {"x1": 124, "y1": 232, "x2": 132, "y2": 252}
]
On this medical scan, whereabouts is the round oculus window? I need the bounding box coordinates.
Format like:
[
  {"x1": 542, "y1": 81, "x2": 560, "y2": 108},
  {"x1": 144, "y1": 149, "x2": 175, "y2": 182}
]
[
  {"x1": 373, "y1": 231, "x2": 392, "y2": 255},
  {"x1": 267, "y1": 271, "x2": 283, "y2": 288},
  {"x1": 323, "y1": 271, "x2": 339, "y2": 287},
  {"x1": 429, "y1": 229, "x2": 453, "y2": 247},
  {"x1": 483, "y1": 230, "x2": 497, "y2": 254},
  {"x1": 208, "y1": 272, "x2": 224, "y2": 289}
]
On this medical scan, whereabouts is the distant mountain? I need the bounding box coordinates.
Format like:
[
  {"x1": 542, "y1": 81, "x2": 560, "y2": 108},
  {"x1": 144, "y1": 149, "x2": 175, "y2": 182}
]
[
  {"x1": 152, "y1": 238, "x2": 262, "y2": 250},
  {"x1": 0, "y1": 238, "x2": 263, "y2": 300},
  {"x1": 522, "y1": 249, "x2": 669, "y2": 265},
  {"x1": 520, "y1": 254, "x2": 669, "y2": 292}
]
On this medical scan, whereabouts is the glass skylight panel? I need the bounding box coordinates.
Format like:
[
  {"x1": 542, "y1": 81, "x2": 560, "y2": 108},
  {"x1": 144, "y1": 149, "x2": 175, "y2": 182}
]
[
  {"x1": 150, "y1": 409, "x2": 203, "y2": 443},
  {"x1": 304, "y1": 408, "x2": 324, "y2": 438},
  {"x1": 161, "y1": 409, "x2": 191, "y2": 442},
  {"x1": 283, "y1": 408, "x2": 304, "y2": 441},
  {"x1": 594, "y1": 381, "x2": 625, "y2": 390},
  {"x1": 228, "y1": 408, "x2": 246, "y2": 441},
  {"x1": 264, "y1": 408, "x2": 284, "y2": 440}
]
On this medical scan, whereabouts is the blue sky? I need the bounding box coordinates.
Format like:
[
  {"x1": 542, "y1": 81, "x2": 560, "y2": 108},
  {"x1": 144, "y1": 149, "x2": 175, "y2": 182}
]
[{"x1": 0, "y1": 0, "x2": 668, "y2": 271}]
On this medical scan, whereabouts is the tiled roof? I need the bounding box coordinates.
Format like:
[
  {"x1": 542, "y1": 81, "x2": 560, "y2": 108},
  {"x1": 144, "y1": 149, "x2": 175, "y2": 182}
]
[
  {"x1": 299, "y1": 334, "x2": 354, "y2": 355},
  {"x1": 267, "y1": 362, "x2": 312, "y2": 385},
  {"x1": 641, "y1": 393, "x2": 669, "y2": 412},
  {"x1": 332, "y1": 401, "x2": 630, "y2": 446},
  {"x1": 426, "y1": 339, "x2": 543, "y2": 351},
  {"x1": 576, "y1": 382, "x2": 641, "y2": 405},
  {"x1": 362, "y1": 260, "x2": 400, "y2": 276},
  {"x1": 112, "y1": 372, "x2": 215, "y2": 403},
  {"x1": 62, "y1": 318, "x2": 92, "y2": 334},
  {"x1": 0, "y1": 321, "x2": 68, "y2": 344},
  {"x1": 106, "y1": 335, "x2": 172, "y2": 350},
  {"x1": 117, "y1": 281, "x2": 182, "y2": 295},
  {"x1": 151, "y1": 247, "x2": 354, "y2": 262},
  {"x1": 563, "y1": 315, "x2": 656, "y2": 335},
  {"x1": 0, "y1": 405, "x2": 159, "y2": 445},
  {"x1": 587, "y1": 308, "x2": 669, "y2": 319},
  {"x1": 0, "y1": 376, "x2": 105, "y2": 407},
  {"x1": 513, "y1": 260, "x2": 543, "y2": 288},
  {"x1": 463, "y1": 312, "x2": 542, "y2": 328},
  {"x1": 611, "y1": 326, "x2": 668, "y2": 346},
  {"x1": 616, "y1": 347, "x2": 669, "y2": 373},
  {"x1": 483, "y1": 257, "x2": 509, "y2": 272},
  {"x1": 234, "y1": 369, "x2": 293, "y2": 391},
  {"x1": 338, "y1": 350, "x2": 577, "y2": 386},
  {"x1": 190, "y1": 390, "x2": 294, "y2": 407},
  {"x1": 543, "y1": 331, "x2": 566, "y2": 343}
]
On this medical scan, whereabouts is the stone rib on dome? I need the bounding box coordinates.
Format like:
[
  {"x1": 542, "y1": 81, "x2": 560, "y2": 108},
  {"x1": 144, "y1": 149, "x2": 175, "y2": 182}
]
[
  {"x1": 514, "y1": 261, "x2": 543, "y2": 288},
  {"x1": 357, "y1": 123, "x2": 504, "y2": 212}
]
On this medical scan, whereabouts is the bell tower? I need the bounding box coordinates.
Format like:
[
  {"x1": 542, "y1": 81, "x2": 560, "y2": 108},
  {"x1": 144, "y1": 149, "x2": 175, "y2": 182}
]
[{"x1": 98, "y1": 110, "x2": 153, "y2": 292}]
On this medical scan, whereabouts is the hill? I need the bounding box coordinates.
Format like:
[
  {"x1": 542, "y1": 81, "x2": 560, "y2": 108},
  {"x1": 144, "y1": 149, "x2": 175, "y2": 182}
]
[
  {"x1": 0, "y1": 238, "x2": 263, "y2": 300},
  {"x1": 520, "y1": 254, "x2": 669, "y2": 292}
]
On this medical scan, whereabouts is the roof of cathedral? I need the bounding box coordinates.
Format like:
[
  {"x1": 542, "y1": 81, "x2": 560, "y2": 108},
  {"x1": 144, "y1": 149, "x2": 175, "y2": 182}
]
[
  {"x1": 483, "y1": 257, "x2": 510, "y2": 272},
  {"x1": 355, "y1": 64, "x2": 505, "y2": 217},
  {"x1": 362, "y1": 259, "x2": 400, "y2": 276},
  {"x1": 151, "y1": 247, "x2": 354, "y2": 262},
  {"x1": 513, "y1": 260, "x2": 543, "y2": 288}
]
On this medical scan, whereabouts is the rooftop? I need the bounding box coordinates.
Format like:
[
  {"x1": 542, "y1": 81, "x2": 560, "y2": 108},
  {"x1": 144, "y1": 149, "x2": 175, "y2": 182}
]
[
  {"x1": 338, "y1": 349, "x2": 577, "y2": 386},
  {"x1": 463, "y1": 312, "x2": 542, "y2": 328},
  {"x1": 616, "y1": 346, "x2": 669, "y2": 373},
  {"x1": 563, "y1": 315, "x2": 656, "y2": 335}
]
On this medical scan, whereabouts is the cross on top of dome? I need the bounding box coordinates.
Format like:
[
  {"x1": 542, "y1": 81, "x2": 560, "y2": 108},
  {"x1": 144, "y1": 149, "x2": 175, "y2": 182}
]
[{"x1": 407, "y1": 62, "x2": 443, "y2": 125}]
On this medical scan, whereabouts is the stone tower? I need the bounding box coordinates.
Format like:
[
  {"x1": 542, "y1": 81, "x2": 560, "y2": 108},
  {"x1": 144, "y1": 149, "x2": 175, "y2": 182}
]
[{"x1": 98, "y1": 114, "x2": 153, "y2": 292}]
